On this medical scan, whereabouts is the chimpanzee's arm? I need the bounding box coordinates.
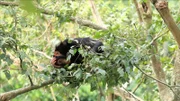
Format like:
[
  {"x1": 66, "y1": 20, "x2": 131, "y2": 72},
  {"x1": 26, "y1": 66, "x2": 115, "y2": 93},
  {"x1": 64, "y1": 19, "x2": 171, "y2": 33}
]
[
  {"x1": 74, "y1": 37, "x2": 103, "y2": 53},
  {"x1": 91, "y1": 41, "x2": 103, "y2": 53}
]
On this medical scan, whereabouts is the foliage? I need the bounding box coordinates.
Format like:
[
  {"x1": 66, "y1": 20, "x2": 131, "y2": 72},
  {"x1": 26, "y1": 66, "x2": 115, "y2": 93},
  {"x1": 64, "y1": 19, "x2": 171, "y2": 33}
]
[
  {"x1": 53, "y1": 35, "x2": 135, "y2": 88},
  {"x1": 0, "y1": 0, "x2": 179, "y2": 101}
]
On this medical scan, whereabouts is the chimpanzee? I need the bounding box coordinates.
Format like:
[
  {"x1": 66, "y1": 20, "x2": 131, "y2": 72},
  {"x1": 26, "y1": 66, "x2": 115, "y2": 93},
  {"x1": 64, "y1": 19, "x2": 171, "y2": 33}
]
[{"x1": 51, "y1": 37, "x2": 103, "y2": 68}]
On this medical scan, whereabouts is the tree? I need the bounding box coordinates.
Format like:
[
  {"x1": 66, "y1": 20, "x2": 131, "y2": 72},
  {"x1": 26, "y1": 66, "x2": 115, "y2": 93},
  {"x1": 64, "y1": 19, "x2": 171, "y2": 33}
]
[
  {"x1": 134, "y1": 0, "x2": 180, "y2": 101},
  {"x1": 0, "y1": 0, "x2": 180, "y2": 101}
]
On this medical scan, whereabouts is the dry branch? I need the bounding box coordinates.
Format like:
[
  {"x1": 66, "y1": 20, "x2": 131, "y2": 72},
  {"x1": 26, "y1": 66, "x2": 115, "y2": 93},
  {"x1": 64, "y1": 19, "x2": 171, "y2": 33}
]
[
  {"x1": 133, "y1": 0, "x2": 143, "y2": 23},
  {"x1": 88, "y1": 0, "x2": 106, "y2": 27},
  {"x1": 70, "y1": 17, "x2": 107, "y2": 30},
  {"x1": 0, "y1": 1, "x2": 107, "y2": 31},
  {"x1": 0, "y1": 79, "x2": 55, "y2": 101},
  {"x1": 0, "y1": 1, "x2": 18, "y2": 6},
  {"x1": 113, "y1": 87, "x2": 144, "y2": 101}
]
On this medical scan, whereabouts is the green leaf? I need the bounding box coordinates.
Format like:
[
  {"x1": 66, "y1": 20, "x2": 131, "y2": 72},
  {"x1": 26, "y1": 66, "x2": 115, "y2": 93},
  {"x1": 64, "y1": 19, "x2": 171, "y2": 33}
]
[
  {"x1": 19, "y1": 0, "x2": 38, "y2": 14},
  {"x1": 85, "y1": 73, "x2": 92, "y2": 80},
  {"x1": 69, "y1": 48, "x2": 77, "y2": 55},
  {"x1": 4, "y1": 55, "x2": 13, "y2": 65},
  {"x1": 3, "y1": 70, "x2": 11, "y2": 80},
  {"x1": 0, "y1": 53, "x2": 6, "y2": 60},
  {"x1": 90, "y1": 82, "x2": 97, "y2": 91},
  {"x1": 19, "y1": 51, "x2": 27, "y2": 60},
  {"x1": 67, "y1": 63, "x2": 76, "y2": 70},
  {"x1": 73, "y1": 68, "x2": 82, "y2": 79},
  {"x1": 20, "y1": 44, "x2": 28, "y2": 49},
  {"x1": 117, "y1": 67, "x2": 124, "y2": 77},
  {"x1": 96, "y1": 68, "x2": 106, "y2": 76},
  {"x1": 66, "y1": 54, "x2": 71, "y2": 61}
]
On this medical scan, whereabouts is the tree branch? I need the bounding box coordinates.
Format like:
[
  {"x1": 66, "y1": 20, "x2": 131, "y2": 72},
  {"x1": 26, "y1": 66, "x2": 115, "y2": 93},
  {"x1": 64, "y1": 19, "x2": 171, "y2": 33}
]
[
  {"x1": 146, "y1": 27, "x2": 168, "y2": 47},
  {"x1": 0, "y1": 1, "x2": 18, "y2": 6},
  {"x1": 0, "y1": 79, "x2": 55, "y2": 101},
  {"x1": 32, "y1": 49, "x2": 51, "y2": 59},
  {"x1": 135, "y1": 65, "x2": 180, "y2": 99},
  {"x1": 70, "y1": 17, "x2": 107, "y2": 30},
  {"x1": 0, "y1": 1, "x2": 107, "y2": 31},
  {"x1": 18, "y1": 50, "x2": 34, "y2": 86},
  {"x1": 133, "y1": 0, "x2": 143, "y2": 23},
  {"x1": 134, "y1": 0, "x2": 174, "y2": 100},
  {"x1": 88, "y1": 0, "x2": 106, "y2": 28},
  {"x1": 113, "y1": 86, "x2": 144, "y2": 101},
  {"x1": 151, "y1": 0, "x2": 180, "y2": 48},
  {"x1": 150, "y1": 0, "x2": 180, "y2": 100}
]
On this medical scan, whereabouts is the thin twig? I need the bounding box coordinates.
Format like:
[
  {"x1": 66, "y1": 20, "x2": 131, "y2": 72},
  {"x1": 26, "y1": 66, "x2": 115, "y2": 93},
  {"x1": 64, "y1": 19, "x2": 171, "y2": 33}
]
[
  {"x1": 146, "y1": 28, "x2": 169, "y2": 47},
  {"x1": 32, "y1": 49, "x2": 51, "y2": 59},
  {"x1": 18, "y1": 52, "x2": 34, "y2": 86},
  {"x1": 135, "y1": 65, "x2": 180, "y2": 99},
  {"x1": 114, "y1": 86, "x2": 144, "y2": 101},
  {"x1": 132, "y1": 74, "x2": 145, "y2": 93},
  {"x1": 50, "y1": 87, "x2": 57, "y2": 101}
]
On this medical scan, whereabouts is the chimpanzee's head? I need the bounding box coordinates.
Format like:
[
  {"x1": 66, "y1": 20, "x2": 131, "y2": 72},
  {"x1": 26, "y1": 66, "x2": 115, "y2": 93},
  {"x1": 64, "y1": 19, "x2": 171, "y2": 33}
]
[
  {"x1": 51, "y1": 39, "x2": 79, "y2": 68},
  {"x1": 51, "y1": 40, "x2": 71, "y2": 68},
  {"x1": 51, "y1": 38, "x2": 103, "y2": 68}
]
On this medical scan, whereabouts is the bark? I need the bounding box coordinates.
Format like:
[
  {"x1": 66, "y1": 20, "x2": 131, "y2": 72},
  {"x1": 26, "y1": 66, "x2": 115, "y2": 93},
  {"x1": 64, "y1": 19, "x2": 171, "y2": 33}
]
[
  {"x1": 174, "y1": 50, "x2": 180, "y2": 85},
  {"x1": 88, "y1": 0, "x2": 106, "y2": 28},
  {"x1": 0, "y1": 1, "x2": 18, "y2": 6},
  {"x1": 70, "y1": 17, "x2": 107, "y2": 30},
  {"x1": 134, "y1": 0, "x2": 174, "y2": 100},
  {"x1": 113, "y1": 87, "x2": 144, "y2": 101},
  {"x1": 150, "y1": 0, "x2": 180, "y2": 100},
  {"x1": 133, "y1": 0, "x2": 143, "y2": 23},
  {"x1": 151, "y1": 0, "x2": 180, "y2": 47},
  {"x1": 150, "y1": 41, "x2": 174, "y2": 101},
  {"x1": 0, "y1": 79, "x2": 55, "y2": 101},
  {"x1": 0, "y1": 1, "x2": 107, "y2": 31},
  {"x1": 173, "y1": 49, "x2": 180, "y2": 100},
  {"x1": 50, "y1": 87, "x2": 57, "y2": 101},
  {"x1": 106, "y1": 94, "x2": 113, "y2": 101}
]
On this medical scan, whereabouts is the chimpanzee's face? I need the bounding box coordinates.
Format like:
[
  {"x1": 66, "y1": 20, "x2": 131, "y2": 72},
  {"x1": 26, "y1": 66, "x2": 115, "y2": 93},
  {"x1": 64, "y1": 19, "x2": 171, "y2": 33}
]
[{"x1": 51, "y1": 51, "x2": 70, "y2": 68}]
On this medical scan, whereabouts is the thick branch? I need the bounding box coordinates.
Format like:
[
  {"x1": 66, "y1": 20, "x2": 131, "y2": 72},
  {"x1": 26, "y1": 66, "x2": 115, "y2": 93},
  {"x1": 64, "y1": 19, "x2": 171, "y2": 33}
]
[
  {"x1": 174, "y1": 49, "x2": 180, "y2": 85},
  {"x1": 113, "y1": 87, "x2": 144, "y2": 101},
  {"x1": 173, "y1": 49, "x2": 180, "y2": 100},
  {"x1": 0, "y1": 79, "x2": 55, "y2": 101},
  {"x1": 151, "y1": 0, "x2": 180, "y2": 100},
  {"x1": 0, "y1": 1, "x2": 107, "y2": 31},
  {"x1": 88, "y1": 0, "x2": 106, "y2": 27},
  {"x1": 0, "y1": 1, "x2": 18, "y2": 6},
  {"x1": 135, "y1": 0, "x2": 174, "y2": 100},
  {"x1": 70, "y1": 17, "x2": 107, "y2": 30},
  {"x1": 151, "y1": 0, "x2": 180, "y2": 47},
  {"x1": 133, "y1": 0, "x2": 143, "y2": 23}
]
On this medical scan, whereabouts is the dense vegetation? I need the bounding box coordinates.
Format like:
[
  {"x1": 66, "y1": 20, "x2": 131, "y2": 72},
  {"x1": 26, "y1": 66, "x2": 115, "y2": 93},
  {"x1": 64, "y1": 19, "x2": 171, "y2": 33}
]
[{"x1": 0, "y1": 0, "x2": 180, "y2": 101}]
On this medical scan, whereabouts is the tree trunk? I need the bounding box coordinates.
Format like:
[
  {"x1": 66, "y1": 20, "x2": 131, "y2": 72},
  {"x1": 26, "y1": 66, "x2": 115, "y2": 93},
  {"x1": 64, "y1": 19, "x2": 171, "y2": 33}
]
[
  {"x1": 150, "y1": 0, "x2": 180, "y2": 101},
  {"x1": 135, "y1": 0, "x2": 174, "y2": 100},
  {"x1": 151, "y1": 0, "x2": 180, "y2": 47},
  {"x1": 88, "y1": 0, "x2": 106, "y2": 28},
  {"x1": 173, "y1": 49, "x2": 180, "y2": 100},
  {"x1": 150, "y1": 41, "x2": 174, "y2": 101}
]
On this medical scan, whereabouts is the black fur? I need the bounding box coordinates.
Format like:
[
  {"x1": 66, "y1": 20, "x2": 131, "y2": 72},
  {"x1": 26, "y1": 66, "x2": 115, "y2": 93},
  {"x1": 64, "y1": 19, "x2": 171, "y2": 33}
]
[{"x1": 55, "y1": 37, "x2": 103, "y2": 66}]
